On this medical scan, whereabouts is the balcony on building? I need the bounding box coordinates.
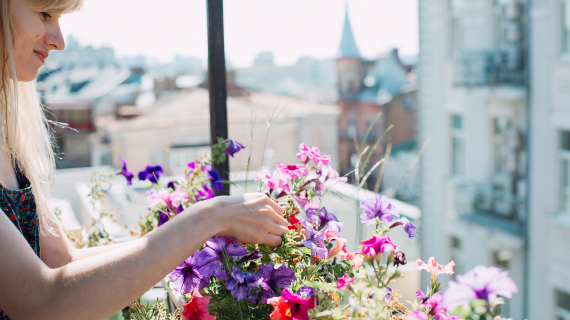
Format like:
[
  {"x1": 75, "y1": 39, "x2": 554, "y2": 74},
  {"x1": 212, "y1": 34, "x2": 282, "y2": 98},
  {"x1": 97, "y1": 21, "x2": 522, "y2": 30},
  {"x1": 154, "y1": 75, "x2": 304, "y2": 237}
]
[
  {"x1": 452, "y1": 49, "x2": 526, "y2": 87},
  {"x1": 450, "y1": 180, "x2": 526, "y2": 235}
]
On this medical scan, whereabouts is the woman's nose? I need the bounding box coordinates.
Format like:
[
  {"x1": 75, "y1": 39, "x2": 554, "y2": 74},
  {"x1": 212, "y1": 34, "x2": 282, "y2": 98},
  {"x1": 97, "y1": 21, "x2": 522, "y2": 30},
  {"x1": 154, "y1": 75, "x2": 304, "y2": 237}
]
[{"x1": 45, "y1": 23, "x2": 66, "y2": 51}]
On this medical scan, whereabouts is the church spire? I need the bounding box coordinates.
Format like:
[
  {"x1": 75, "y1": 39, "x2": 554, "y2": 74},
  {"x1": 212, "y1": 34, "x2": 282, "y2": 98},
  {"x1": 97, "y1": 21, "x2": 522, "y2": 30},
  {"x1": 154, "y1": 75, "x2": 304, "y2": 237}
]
[{"x1": 338, "y1": 2, "x2": 361, "y2": 58}]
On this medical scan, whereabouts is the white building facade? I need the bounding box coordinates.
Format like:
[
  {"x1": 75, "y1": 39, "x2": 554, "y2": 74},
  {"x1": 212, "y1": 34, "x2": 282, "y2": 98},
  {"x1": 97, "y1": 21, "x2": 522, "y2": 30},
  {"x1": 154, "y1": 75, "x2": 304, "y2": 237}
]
[{"x1": 418, "y1": 0, "x2": 570, "y2": 318}]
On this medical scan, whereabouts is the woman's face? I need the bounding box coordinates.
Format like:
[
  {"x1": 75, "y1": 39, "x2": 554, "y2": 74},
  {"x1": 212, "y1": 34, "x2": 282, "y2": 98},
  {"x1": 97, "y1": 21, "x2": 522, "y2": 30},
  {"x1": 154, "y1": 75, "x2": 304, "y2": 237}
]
[{"x1": 10, "y1": 0, "x2": 65, "y2": 82}]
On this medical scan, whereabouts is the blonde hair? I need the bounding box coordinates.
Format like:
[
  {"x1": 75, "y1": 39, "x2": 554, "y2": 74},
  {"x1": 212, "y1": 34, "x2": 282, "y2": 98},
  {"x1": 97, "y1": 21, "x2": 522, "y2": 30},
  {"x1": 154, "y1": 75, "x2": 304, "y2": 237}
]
[{"x1": 1, "y1": 0, "x2": 83, "y2": 234}]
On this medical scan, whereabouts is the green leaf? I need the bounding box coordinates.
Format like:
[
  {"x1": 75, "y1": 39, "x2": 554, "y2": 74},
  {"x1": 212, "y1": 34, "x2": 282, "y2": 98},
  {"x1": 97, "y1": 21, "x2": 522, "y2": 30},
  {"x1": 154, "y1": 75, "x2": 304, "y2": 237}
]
[{"x1": 305, "y1": 281, "x2": 340, "y2": 292}]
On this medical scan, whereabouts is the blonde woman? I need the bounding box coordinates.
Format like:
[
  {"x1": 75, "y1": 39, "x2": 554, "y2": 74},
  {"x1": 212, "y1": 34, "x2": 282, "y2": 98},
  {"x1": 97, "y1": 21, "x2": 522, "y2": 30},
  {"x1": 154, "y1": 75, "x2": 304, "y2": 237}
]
[{"x1": 0, "y1": 1, "x2": 289, "y2": 319}]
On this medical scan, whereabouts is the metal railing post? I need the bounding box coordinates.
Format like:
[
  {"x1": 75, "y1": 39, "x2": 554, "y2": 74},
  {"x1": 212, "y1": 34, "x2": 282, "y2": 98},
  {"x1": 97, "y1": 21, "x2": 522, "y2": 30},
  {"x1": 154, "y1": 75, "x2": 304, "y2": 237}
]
[{"x1": 207, "y1": 0, "x2": 230, "y2": 196}]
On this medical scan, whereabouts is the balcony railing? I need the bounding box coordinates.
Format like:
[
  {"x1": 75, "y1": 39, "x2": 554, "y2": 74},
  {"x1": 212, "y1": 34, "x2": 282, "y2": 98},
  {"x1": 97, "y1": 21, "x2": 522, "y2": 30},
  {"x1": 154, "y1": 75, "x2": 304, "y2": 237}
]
[
  {"x1": 451, "y1": 181, "x2": 526, "y2": 235},
  {"x1": 453, "y1": 50, "x2": 526, "y2": 87}
]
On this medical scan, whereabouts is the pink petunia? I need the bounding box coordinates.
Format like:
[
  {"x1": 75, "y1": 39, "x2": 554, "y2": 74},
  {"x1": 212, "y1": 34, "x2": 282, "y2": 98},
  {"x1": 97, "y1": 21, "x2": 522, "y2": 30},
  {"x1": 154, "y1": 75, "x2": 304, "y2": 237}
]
[
  {"x1": 147, "y1": 188, "x2": 188, "y2": 212},
  {"x1": 322, "y1": 165, "x2": 347, "y2": 183},
  {"x1": 417, "y1": 257, "x2": 455, "y2": 280},
  {"x1": 325, "y1": 230, "x2": 348, "y2": 260},
  {"x1": 181, "y1": 288, "x2": 216, "y2": 320},
  {"x1": 276, "y1": 162, "x2": 309, "y2": 180},
  {"x1": 405, "y1": 310, "x2": 428, "y2": 320},
  {"x1": 296, "y1": 143, "x2": 331, "y2": 167},
  {"x1": 255, "y1": 170, "x2": 271, "y2": 182},
  {"x1": 352, "y1": 253, "x2": 364, "y2": 270},
  {"x1": 336, "y1": 273, "x2": 354, "y2": 290},
  {"x1": 281, "y1": 288, "x2": 315, "y2": 320},
  {"x1": 360, "y1": 235, "x2": 396, "y2": 257}
]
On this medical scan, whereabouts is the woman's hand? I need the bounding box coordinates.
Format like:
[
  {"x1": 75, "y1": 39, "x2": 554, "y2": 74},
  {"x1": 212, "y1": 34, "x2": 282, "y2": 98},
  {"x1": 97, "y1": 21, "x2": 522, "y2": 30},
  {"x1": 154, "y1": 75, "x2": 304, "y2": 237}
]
[{"x1": 208, "y1": 193, "x2": 289, "y2": 246}]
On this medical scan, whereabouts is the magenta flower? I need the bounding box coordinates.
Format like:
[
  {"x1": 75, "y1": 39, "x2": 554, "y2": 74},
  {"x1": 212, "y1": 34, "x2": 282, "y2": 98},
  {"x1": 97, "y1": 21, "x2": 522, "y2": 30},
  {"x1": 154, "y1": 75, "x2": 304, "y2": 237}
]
[
  {"x1": 281, "y1": 288, "x2": 315, "y2": 320},
  {"x1": 416, "y1": 290, "x2": 426, "y2": 299},
  {"x1": 302, "y1": 226, "x2": 328, "y2": 260},
  {"x1": 390, "y1": 217, "x2": 417, "y2": 238},
  {"x1": 257, "y1": 263, "x2": 296, "y2": 304},
  {"x1": 406, "y1": 310, "x2": 428, "y2": 320},
  {"x1": 422, "y1": 293, "x2": 452, "y2": 320},
  {"x1": 276, "y1": 162, "x2": 309, "y2": 180},
  {"x1": 138, "y1": 164, "x2": 164, "y2": 184},
  {"x1": 360, "y1": 235, "x2": 396, "y2": 257},
  {"x1": 196, "y1": 184, "x2": 214, "y2": 200},
  {"x1": 193, "y1": 237, "x2": 248, "y2": 281},
  {"x1": 306, "y1": 206, "x2": 343, "y2": 233},
  {"x1": 169, "y1": 253, "x2": 210, "y2": 294},
  {"x1": 442, "y1": 265, "x2": 518, "y2": 311},
  {"x1": 336, "y1": 273, "x2": 354, "y2": 290},
  {"x1": 225, "y1": 267, "x2": 266, "y2": 303},
  {"x1": 360, "y1": 195, "x2": 400, "y2": 226},
  {"x1": 225, "y1": 139, "x2": 245, "y2": 157},
  {"x1": 117, "y1": 157, "x2": 134, "y2": 185},
  {"x1": 296, "y1": 143, "x2": 331, "y2": 167},
  {"x1": 188, "y1": 161, "x2": 199, "y2": 172}
]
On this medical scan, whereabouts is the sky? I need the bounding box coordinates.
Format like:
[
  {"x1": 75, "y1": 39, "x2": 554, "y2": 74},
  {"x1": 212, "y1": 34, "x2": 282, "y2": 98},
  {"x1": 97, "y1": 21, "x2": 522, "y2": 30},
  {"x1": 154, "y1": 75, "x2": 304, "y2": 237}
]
[{"x1": 59, "y1": 0, "x2": 418, "y2": 68}]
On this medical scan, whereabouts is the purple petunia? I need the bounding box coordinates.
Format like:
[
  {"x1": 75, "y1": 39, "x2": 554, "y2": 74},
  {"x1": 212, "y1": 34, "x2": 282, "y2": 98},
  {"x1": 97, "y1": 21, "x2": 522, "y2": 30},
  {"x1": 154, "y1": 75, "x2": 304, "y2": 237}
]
[
  {"x1": 168, "y1": 253, "x2": 210, "y2": 294},
  {"x1": 225, "y1": 267, "x2": 266, "y2": 303},
  {"x1": 390, "y1": 217, "x2": 417, "y2": 238},
  {"x1": 257, "y1": 263, "x2": 296, "y2": 303},
  {"x1": 442, "y1": 265, "x2": 518, "y2": 311},
  {"x1": 306, "y1": 206, "x2": 344, "y2": 233},
  {"x1": 157, "y1": 211, "x2": 170, "y2": 227},
  {"x1": 302, "y1": 226, "x2": 328, "y2": 260},
  {"x1": 117, "y1": 157, "x2": 134, "y2": 185},
  {"x1": 138, "y1": 165, "x2": 164, "y2": 184},
  {"x1": 225, "y1": 139, "x2": 245, "y2": 157},
  {"x1": 193, "y1": 237, "x2": 248, "y2": 281},
  {"x1": 360, "y1": 194, "x2": 400, "y2": 226},
  {"x1": 167, "y1": 180, "x2": 177, "y2": 190},
  {"x1": 204, "y1": 166, "x2": 223, "y2": 192}
]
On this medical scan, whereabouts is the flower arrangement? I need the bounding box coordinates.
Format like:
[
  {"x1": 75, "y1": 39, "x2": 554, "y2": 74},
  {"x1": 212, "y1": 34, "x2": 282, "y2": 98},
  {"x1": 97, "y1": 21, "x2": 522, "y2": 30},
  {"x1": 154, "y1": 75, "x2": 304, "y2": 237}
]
[{"x1": 109, "y1": 138, "x2": 519, "y2": 320}]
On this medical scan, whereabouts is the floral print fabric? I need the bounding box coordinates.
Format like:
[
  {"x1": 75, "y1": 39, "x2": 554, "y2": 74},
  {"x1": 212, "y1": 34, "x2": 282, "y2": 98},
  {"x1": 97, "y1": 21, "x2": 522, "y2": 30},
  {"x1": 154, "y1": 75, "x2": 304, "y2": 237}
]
[{"x1": 0, "y1": 167, "x2": 39, "y2": 320}]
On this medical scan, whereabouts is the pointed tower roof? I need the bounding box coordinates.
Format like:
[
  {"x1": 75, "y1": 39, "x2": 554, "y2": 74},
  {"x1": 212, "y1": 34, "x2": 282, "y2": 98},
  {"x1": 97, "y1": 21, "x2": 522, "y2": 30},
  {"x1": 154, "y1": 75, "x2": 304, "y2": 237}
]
[{"x1": 338, "y1": 3, "x2": 361, "y2": 58}]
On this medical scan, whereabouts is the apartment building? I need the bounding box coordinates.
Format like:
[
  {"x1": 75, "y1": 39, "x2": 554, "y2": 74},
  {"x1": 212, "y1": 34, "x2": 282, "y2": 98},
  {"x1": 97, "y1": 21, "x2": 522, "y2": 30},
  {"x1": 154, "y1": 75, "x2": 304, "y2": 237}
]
[{"x1": 416, "y1": 0, "x2": 570, "y2": 317}]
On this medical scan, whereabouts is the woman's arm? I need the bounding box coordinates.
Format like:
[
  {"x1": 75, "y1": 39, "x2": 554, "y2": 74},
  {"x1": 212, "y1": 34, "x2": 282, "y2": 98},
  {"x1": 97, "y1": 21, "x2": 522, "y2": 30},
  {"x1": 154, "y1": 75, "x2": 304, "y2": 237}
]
[
  {"x1": 40, "y1": 207, "x2": 132, "y2": 268},
  {"x1": 0, "y1": 193, "x2": 288, "y2": 320}
]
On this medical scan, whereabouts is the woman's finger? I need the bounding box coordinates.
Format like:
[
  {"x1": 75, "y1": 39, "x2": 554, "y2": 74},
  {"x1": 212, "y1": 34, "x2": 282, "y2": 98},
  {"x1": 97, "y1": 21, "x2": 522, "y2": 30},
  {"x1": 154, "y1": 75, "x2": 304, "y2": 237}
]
[{"x1": 263, "y1": 233, "x2": 283, "y2": 247}]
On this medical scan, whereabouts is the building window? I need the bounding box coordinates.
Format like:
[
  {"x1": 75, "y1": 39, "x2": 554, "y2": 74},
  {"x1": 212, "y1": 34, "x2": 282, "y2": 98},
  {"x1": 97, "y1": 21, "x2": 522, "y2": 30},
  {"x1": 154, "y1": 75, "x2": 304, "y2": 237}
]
[
  {"x1": 560, "y1": 131, "x2": 570, "y2": 212},
  {"x1": 493, "y1": 118, "x2": 516, "y2": 174},
  {"x1": 449, "y1": 236, "x2": 461, "y2": 280},
  {"x1": 556, "y1": 290, "x2": 570, "y2": 320},
  {"x1": 563, "y1": 0, "x2": 570, "y2": 53},
  {"x1": 451, "y1": 115, "x2": 465, "y2": 176},
  {"x1": 449, "y1": 0, "x2": 464, "y2": 56},
  {"x1": 347, "y1": 115, "x2": 357, "y2": 139}
]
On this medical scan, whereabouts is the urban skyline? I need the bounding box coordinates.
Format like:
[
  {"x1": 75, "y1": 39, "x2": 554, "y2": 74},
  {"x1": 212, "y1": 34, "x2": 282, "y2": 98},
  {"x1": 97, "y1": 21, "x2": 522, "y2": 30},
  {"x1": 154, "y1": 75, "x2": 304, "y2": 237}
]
[{"x1": 58, "y1": 0, "x2": 419, "y2": 68}]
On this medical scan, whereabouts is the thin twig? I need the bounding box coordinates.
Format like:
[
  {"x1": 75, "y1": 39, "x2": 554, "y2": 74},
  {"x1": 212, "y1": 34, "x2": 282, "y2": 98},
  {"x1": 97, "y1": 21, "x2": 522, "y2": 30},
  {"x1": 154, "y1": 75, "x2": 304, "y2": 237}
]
[
  {"x1": 359, "y1": 159, "x2": 385, "y2": 188},
  {"x1": 244, "y1": 113, "x2": 256, "y2": 190},
  {"x1": 375, "y1": 143, "x2": 392, "y2": 193}
]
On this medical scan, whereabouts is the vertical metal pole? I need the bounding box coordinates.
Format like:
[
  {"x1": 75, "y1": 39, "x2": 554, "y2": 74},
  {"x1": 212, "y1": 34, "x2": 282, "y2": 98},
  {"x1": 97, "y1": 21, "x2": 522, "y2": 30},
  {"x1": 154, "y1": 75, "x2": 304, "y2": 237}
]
[{"x1": 207, "y1": 0, "x2": 230, "y2": 196}]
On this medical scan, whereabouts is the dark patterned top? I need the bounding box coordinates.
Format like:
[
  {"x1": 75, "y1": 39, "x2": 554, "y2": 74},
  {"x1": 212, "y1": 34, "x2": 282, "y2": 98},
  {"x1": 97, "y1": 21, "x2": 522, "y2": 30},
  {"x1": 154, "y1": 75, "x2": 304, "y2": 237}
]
[{"x1": 0, "y1": 167, "x2": 39, "y2": 320}]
